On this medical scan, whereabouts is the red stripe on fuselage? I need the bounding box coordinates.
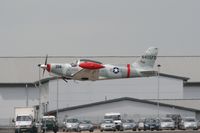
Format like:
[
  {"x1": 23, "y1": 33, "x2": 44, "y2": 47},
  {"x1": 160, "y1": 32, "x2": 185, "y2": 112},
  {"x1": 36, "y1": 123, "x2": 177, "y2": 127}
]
[
  {"x1": 127, "y1": 64, "x2": 131, "y2": 78},
  {"x1": 47, "y1": 64, "x2": 51, "y2": 72}
]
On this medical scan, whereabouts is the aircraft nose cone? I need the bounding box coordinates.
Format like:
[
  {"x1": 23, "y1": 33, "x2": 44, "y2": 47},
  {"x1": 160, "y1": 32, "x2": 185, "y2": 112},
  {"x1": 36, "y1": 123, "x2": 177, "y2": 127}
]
[
  {"x1": 40, "y1": 64, "x2": 47, "y2": 69},
  {"x1": 38, "y1": 64, "x2": 51, "y2": 72}
]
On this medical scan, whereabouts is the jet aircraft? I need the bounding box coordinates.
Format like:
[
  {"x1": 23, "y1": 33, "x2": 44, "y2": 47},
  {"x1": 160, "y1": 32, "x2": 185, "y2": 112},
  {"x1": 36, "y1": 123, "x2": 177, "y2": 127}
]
[{"x1": 38, "y1": 47, "x2": 158, "y2": 81}]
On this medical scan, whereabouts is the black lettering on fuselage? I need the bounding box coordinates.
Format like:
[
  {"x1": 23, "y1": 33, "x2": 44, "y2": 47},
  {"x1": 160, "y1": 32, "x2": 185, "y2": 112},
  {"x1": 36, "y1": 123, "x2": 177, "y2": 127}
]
[
  {"x1": 55, "y1": 65, "x2": 62, "y2": 69},
  {"x1": 142, "y1": 55, "x2": 157, "y2": 60}
]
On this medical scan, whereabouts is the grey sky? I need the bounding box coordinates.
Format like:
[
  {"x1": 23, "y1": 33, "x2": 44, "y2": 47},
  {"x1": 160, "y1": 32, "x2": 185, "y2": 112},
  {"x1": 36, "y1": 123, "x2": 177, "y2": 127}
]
[{"x1": 0, "y1": 0, "x2": 200, "y2": 56}]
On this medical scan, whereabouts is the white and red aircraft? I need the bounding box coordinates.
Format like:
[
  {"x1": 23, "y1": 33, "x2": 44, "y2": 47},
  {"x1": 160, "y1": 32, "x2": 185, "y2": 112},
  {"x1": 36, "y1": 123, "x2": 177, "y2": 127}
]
[{"x1": 38, "y1": 47, "x2": 158, "y2": 81}]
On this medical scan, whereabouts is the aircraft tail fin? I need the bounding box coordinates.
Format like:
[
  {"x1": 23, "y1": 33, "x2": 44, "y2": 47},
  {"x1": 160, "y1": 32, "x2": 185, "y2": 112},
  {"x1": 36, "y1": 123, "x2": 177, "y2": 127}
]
[{"x1": 133, "y1": 47, "x2": 158, "y2": 69}]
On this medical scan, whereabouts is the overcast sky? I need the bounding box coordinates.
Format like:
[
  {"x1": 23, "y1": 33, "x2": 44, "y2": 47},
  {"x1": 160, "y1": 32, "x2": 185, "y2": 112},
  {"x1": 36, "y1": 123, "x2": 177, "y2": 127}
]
[{"x1": 0, "y1": 0, "x2": 200, "y2": 56}]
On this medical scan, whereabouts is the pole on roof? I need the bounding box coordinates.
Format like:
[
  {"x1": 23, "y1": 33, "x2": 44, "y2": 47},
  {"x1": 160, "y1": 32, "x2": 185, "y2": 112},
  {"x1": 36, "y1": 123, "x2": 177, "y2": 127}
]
[
  {"x1": 38, "y1": 66, "x2": 42, "y2": 131},
  {"x1": 157, "y1": 64, "x2": 161, "y2": 118},
  {"x1": 26, "y1": 84, "x2": 28, "y2": 107},
  {"x1": 56, "y1": 77, "x2": 59, "y2": 122}
]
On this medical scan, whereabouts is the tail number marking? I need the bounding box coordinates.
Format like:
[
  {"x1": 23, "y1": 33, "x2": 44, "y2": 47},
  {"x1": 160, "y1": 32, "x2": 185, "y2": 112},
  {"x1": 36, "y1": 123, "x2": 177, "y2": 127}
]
[{"x1": 142, "y1": 55, "x2": 157, "y2": 60}]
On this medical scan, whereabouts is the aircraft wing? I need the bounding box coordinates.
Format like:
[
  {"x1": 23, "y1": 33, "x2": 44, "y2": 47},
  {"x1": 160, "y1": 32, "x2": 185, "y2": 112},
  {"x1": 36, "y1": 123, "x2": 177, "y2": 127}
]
[{"x1": 72, "y1": 69, "x2": 99, "y2": 81}]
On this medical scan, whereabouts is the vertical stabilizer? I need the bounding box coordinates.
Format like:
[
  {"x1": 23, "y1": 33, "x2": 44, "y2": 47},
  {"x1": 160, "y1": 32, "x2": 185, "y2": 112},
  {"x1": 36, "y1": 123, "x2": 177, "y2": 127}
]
[{"x1": 133, "y1": 47, "x2": 158, "y2": 69}]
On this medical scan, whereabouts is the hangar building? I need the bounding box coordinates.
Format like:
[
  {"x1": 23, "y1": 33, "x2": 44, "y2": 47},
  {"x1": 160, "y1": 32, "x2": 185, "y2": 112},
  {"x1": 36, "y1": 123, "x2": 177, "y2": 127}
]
[
  {"x1": 48, "y1": 97, "x2": 200, "y2": 124},
  {"x1": 0, "y1": 56, "x2": 200, "y2": 125}
]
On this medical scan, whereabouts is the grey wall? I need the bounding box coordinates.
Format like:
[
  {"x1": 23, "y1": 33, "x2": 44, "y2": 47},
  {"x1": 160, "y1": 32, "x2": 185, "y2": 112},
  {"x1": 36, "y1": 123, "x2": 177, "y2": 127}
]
[
  {"x1": 0, "y1": 83, "x2": 49, "y2": 125},
  {"x1": 57, "y1": 100, "x2": 195, "y2": 123},
  {"x1": 0, "y1": 86, "x2": 38, "y2": 125},
  {"x1": 184, "y1": 86, "x2": 200, "y2": 99},
  {"x1": 48, "y1": 76, "x2": 183, "y2": 111}
]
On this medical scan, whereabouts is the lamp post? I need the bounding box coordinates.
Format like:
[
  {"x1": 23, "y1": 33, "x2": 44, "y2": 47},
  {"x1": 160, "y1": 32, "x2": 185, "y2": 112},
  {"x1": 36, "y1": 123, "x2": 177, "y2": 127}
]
[
  {"x1": 157, "y1": 64, "x2": 161, "y2": 118},
  {"x1": 38, "y1": 67, "x2": 42, "y2": 132},
  {"x1": 56, "y1": 77, "x2": 59, "y2": 122},
  {"x1": 26, "y1": 84, "x2": 28, "y2": 107}
]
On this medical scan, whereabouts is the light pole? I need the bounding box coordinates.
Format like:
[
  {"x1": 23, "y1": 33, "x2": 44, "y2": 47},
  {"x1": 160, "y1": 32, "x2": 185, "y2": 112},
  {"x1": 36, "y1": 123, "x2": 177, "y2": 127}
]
[
  {"x1": 26, "y1": 84, "x2": 28, "y2": 107},
  {"x1": 56, "y1": 77, "x2": 59, "y2": 122},
  {"x1": 157, "y1": 64, "x2": 161, "y2": 118},
  {"x1": 38, "y1": 66, "x2": 42, "y2": 132}
]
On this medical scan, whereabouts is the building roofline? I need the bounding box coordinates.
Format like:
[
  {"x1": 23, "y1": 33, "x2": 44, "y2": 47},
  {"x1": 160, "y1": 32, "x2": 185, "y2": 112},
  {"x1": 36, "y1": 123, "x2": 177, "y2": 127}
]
[
  {"x1": 47, "y1": 97, "x2": 200, "y2": 115},
  {"x1": 0, "y1": 77, "x2": 55, "y2": 87},
  {"x1": 1, "y1": 55, "x2": 200, "y2": 58},
  {"x1": 160, "y1": 73, "x2": 189, "y2": 81},
  {"x1": 184, "y1": 82, "x2": 200, "y2": 87},
  {"x1": 0, "y1": 83, "x2": 35, "y2": 87}
]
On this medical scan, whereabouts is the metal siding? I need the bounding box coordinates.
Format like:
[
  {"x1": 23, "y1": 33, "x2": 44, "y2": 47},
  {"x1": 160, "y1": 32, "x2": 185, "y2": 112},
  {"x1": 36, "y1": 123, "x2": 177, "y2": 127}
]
[
  {"x1": 151, "y1": 99, "x2": 200, "y2": 111},
  {"x1": 184, "y1": 86, "x2": 200, "y2": 99},
  {"x1": 0, "y1": 86, "x2": 38, "y2": 125},
  {"x1": 57, "y1": 100, "x2": 195, "y2": 123},
  {"x1": 48, "y1": 76, "x2": 183, "y2": 111},
  {"x1": 0, "y1": 83, "x2": 49, "y2": 125}
]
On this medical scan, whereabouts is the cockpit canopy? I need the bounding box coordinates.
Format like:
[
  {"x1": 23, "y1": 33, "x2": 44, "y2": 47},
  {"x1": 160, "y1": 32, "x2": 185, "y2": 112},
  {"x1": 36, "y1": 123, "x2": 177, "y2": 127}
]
[{"x1": 71, "y1": 59, "x2": 102, "y2": 67}]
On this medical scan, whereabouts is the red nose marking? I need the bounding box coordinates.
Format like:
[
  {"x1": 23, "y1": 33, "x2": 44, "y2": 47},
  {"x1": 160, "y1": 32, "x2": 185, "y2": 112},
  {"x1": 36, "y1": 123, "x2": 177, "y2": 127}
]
[
  {"x1": 79, "y1": 62, "x2": 104, "y2": 69},
  {"x1": 47, "y1": 64, "x2": 51, "y2": 72}
]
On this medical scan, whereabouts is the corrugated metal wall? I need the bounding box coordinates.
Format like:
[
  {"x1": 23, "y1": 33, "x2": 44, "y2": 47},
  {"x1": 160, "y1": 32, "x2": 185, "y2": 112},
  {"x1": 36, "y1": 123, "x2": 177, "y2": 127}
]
[
  {"x1": 57, "y1": 100, "x2": 195, "y2": 124},
  {"x1": 0, "y1": 83, "x2": 48, "y2": 126},
  {"x1": 48, "y1": 76, "x2": 183, "y2": 111}
]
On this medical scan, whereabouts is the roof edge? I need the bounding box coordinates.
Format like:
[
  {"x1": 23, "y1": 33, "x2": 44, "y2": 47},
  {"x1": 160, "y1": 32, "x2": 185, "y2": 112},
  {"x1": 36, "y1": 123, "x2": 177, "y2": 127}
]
[
  {"x1": 1, "y1": 55, "x2": 200, "y2": 58},
  {"x1": 160, "y1": 73, "x2": 189, "y2": 81},
  {"x1": 184, "y1": 82, "x2": 200, "y2": 86}
]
